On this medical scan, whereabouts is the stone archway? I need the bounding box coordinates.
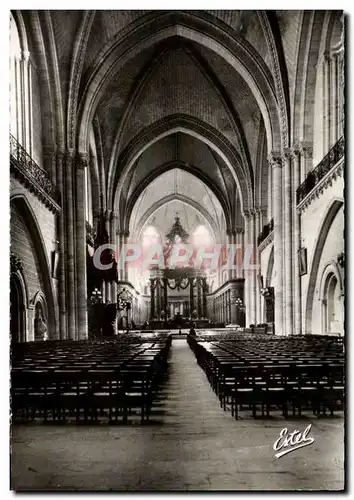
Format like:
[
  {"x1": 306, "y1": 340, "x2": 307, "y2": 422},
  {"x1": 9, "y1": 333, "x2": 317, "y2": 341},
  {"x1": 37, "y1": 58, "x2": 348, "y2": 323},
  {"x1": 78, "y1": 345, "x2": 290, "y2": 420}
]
[
  {"x1": 10, "y1": 273, "x2": 26, "y2": 343},
  {"x1": 319, "y1": 264, "x2": 344, "y2": 336},
  {"x1": 305, "y1": 199, "x2": 343, "y2": 334},
  {"x1": 323, "y1": 274, "x2": 342, "y2": 334}
]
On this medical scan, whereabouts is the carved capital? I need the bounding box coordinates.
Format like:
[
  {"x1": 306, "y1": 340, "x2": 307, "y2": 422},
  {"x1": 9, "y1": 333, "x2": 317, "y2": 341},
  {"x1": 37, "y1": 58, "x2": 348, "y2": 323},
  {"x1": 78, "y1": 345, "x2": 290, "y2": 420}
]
[
  {"x1": 110, "y1": 210, "x2": 118, "y2": 221},
  {"x1": 302, "y1": 145, "x2": 313, "y2": 159},
  {"x1": 21, "y1": 50, "x2": 30, "y2": 62},
  {"x1": 268, "y1": 151, "x2": 282, "y2": 168},
  {"x1": 282, "y1": 147, "x2": 295, "y2": 162},
  {"x1": 56, "y1": 148, "x2": 65, "y2": 163},
  {"x1": 77, "y1": 152, "x2": 89, "y2": 169}
]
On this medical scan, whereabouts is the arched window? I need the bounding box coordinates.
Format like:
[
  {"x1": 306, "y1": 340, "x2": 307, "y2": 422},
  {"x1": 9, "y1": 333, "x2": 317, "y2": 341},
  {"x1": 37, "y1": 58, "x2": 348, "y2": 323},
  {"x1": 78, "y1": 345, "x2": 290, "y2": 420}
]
[
  {"x1": 10, "y1": 13, "x2": 22, "y2": 143},
  {"x1": 323, "y1": 272, "x2": 343, "y2": 335},
  {"x1": 141, "y1": 225, "x2": 161, "y2": 248},
  {"x1": 192, "y1": 224, "x2": 212, "y2": 246},
  {"x1": 10, "y1": 12, "x2": 32, "y2": 154}
]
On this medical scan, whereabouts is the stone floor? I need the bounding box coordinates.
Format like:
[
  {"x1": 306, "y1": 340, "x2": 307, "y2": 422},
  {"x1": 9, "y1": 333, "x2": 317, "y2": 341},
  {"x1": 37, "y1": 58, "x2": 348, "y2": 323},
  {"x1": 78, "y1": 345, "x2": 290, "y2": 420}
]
[{"x1": 11, "y1": 339, "x2": 345, "y2": 491}]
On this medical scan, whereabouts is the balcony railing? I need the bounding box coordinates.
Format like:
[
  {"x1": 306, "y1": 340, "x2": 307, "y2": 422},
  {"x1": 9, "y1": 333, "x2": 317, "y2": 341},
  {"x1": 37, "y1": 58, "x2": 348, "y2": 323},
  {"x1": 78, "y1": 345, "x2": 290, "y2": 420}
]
[
  {"x1": 257, "y1": 218, "x2": 274, "y2": 246},
  {"x1": 296, "y1": 136, "x2": 344, "y2": 205},
  {"x1": 10, "y1": 134, "x2": 61, "y2": 208}
]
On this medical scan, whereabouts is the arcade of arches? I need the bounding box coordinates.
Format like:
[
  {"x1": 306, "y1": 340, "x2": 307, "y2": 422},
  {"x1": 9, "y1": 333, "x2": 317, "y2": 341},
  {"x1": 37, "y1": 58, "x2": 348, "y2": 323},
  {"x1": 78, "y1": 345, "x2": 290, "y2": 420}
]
[{"x1": 10, "y1": 10, "x2": 345, "y2": 342}]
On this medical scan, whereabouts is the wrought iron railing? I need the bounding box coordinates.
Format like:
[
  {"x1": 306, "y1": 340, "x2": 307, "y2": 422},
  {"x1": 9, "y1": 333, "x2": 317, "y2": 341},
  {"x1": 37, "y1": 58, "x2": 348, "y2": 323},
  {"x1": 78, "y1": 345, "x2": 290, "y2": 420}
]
[
  {"x1": 10, "y1": 134, "x2": 61, "y2": 206},
  {"x1": 257, "y1": 218, "x2": 274, "y2": 246},
  {"x1": 296, "y1": 136, "x2": 344, "y2": 205}
]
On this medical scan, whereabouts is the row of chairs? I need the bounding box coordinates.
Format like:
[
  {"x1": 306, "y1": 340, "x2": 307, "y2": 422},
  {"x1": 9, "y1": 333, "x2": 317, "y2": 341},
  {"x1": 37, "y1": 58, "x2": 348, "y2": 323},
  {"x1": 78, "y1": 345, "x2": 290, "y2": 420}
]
[
  {"x1": 11, "y1": 335, "x2": 172, "y2": 424},
  {"x1": 188, "y1": 333, "x2": 344, "y2": 420}
]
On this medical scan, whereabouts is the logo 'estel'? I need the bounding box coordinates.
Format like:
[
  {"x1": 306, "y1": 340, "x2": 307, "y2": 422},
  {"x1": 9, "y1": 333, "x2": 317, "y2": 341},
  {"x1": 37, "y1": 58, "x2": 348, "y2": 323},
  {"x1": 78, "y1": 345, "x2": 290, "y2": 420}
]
[{"x1": 273, "y1": 424, "x2": 314, "y2": 459}]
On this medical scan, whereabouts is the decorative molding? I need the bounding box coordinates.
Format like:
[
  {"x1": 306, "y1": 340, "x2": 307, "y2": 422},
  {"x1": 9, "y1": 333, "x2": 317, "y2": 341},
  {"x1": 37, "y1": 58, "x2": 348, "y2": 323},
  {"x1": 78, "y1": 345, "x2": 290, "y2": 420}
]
[
  {"x1": 67, "y1": 11, "x2": 95, "y2": 149},
  {"x1": 258, "y1": 218, "x2": 274, "y2": 248},
  {"x1": 282, "y1": 147, "x2": 295, "y2": 162},
  {"x1": 297, "y1": 136, "x2": 344, "y2": 208},
  {"x1": 297, "y1": 159, "x2": 344, "y2": 214},
  {"x1": 258, "y1": 11, "x2": 289, "y2": 147},
  {"x1": 258, "y1": 230, "x2": 274, "y2": 252},
  {"x1": 268, "y1": 151, "x2": 283, "y2": 168},
  {"x1": 10, "y1": 134, "x2": 61, "y2": 214},
  {"x1": 77, "y1": 152, "x2": 89, "y2": 169}
]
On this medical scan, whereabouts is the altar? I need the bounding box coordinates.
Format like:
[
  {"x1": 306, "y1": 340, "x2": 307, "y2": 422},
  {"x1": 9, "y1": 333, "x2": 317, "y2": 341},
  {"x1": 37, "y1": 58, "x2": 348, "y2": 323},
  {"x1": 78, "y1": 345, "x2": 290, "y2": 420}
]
[
  {"x1": 147, "y1": 215, "x2": 209, "y2": 323},
  {"x1": 149, "y1": 267, "x2": 208, "y2": 321}
]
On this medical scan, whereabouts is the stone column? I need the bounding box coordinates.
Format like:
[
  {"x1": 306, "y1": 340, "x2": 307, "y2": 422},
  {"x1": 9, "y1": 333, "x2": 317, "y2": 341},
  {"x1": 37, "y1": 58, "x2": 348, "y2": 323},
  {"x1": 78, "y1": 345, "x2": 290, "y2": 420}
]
[
  {"x1": 268, "y1": 152, "x2": 283, "y2": 335},
  {"x1": 322, "y1": 51, "x2": 331, "y2": 155},
  {"x1": 56, "y1": 150, "x2": 67, "y2": 339},
  {"x1": 254, "y1": 208, "x2": 262, "y2": 324},
  {"x1": 65, "y1": 151, "x2": 76, "y2": 340},
  {"x1": 197, "y1": 278, "x2": 202, "y2": 319},
  {"x1": 116, "y1": 232, "x2": 122, "y2": 281},
  {"x1": 229, "y1": 285, "x2": 237, "y2": 324},
  {"x1": 20, "y1": 50, "x2": 31, "y2": 155},
  {"x1": 293, "y1": 145, "x2": 303, "y2": 334},
  {"x1": 331, "y1": 52, "x2": 339, "y2": 145},
  {"x1": 123, "y1": 231, "x2": 129, "y2": 282},
  {"x1": 226, "y1": 230, "x2": 233, "y2": 281},
  {"x1": 76, "y1": 154, "x2": 88, "y2": 340},
  {"x1": 189, "y1": 278, "x2": 194, "y2": 316},
  {"x1": 110, "y1": 211, "x2": 118, "y2": 303},
  {"x1": 150, "y1": 279, "x2": 155, "y2": 319},
  {"x1": 247, "y1": 210, "x2": 257, "y2": 325},
  {"x1": 243, "y1": 212, "x2": 250, "y2": 326},
  {"x1": 235, "y1": 228, "x2": 243, "y2": 279},
  {"x1": 155, "y1": 279, "x2": 161, "y2": 319},
  {"x1": 202, "y1": 278, "x2": 207, "y2": 318},
  {"x1": 283, "y1": 148, "x2": 294, "y2": 336}
]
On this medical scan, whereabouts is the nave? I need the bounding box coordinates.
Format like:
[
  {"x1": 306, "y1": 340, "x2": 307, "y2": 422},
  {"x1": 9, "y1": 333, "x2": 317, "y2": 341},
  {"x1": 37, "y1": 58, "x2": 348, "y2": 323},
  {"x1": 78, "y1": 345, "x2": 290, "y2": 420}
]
[{"x1": 11, "y1": 336, "x2": 344, "y2": 491}]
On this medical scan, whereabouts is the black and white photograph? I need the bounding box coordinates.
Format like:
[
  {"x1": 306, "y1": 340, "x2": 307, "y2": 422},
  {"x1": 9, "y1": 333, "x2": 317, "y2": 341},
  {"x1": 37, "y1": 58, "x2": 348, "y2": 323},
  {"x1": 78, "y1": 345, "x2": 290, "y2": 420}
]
[{"x1": 8, "y1": 7, "x2": 346, "y2": 492}]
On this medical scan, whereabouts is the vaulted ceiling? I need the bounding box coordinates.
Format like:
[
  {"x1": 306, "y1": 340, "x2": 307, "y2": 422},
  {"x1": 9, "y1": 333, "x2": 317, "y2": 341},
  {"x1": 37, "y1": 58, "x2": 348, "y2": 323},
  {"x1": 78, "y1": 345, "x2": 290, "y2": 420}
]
[{"x1": 20, "y1": 10, "x2": 339, "y2": 233}]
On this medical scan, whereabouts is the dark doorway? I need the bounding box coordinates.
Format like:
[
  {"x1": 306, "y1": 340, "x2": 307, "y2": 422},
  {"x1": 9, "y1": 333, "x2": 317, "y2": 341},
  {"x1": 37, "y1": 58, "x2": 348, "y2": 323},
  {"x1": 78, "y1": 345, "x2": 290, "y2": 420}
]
[{"x1": 10, "y1": 274, "x2": 25, "y2": 343}]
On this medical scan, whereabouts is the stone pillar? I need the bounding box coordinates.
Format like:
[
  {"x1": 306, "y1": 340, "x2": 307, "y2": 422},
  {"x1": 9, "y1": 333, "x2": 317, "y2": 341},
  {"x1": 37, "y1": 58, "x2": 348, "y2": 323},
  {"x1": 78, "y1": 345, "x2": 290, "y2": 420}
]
[
  {"x1": 116, "y1": 232, "x2": 122, "y2": 281},
  {"x1": 283, "y1": 148, "x2": 294, "y2": 336},
  {"x1": 123, "y1": 231, "x2": 129, "y2": 281},
  {"x1": 20, "y1": 50, "x2": 31, "y2": 155},
  {"x1": 189, "y1": 278, "x2": 194, "y2": 316},
  {"x1": 150, "y1": 279, "x2": 155, "y2": 319},
  {"x1": 226, "y1": 230, "x2": 233, "y2": 281},
  {"x1": 76, "y1": 154, "x2": 88, "y2": 340},
  {"x1": 254, "y1": 208, "x2": 262, "y2": 324},
  {"x1": 56, "y1": 150, "x2": 67, "y2": 339},
  {"x1": 197, "y1": 278, "x2": 202, "y2": 319},
  {"x1": 235, "y1": 228, "x2": 243, "y2": 279},
  {"x1": 331, "y1": 52, "x2": 339, "y2": 146},
  {"x1": 268, "y1": 152, "x2": 283, "y2": 335},
  {"x1": 247, "y1": 210, "x2": 257, "y2": 325},
  {"x1": 243, "y1": 213, "x2": 250, "y2": 326},
  {"x1": 202, "y1": 278, "x2": 207, "y2": 318},
  {"x1": 155, "y1": 279, "x2": 161, "y2": 319},
  {"x1": 293, "y1": 145, "x2": 303, "y2": 334},
  {"x1": 230, "y1": 286, "x2": 237, "y2": 324},
  {"x1": 110, "y1": 211, "x2": 118, "y2": 303},
  {"x1": 163, "y1": 278, "x2": 168, "y2": 317},
  {"x1": 322, "y1": 51, "x2": 331, "y2": 155},
  {"x1": 65, "y1": 151, "x2": 76, "y2": 340}
]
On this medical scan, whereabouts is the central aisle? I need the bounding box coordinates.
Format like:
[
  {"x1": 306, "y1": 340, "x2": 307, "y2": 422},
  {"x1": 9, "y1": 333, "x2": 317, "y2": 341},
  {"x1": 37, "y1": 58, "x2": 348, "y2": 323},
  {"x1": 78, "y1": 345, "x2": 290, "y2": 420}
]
[{"x1": 11, "y1": 339, "x2": 344, "y2": 491}]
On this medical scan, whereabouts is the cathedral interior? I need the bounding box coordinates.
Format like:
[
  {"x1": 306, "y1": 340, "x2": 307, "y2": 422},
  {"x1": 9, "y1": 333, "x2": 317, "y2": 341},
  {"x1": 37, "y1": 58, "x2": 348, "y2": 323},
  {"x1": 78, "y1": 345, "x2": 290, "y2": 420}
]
[{"x1": 10, "y1": 10, "x2": 345, "y2": 491}]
